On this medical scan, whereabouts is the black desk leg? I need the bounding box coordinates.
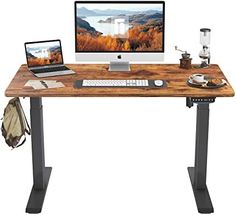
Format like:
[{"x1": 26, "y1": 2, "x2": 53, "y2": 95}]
[
  {"x1": 26, "y1": 98, "x2": 52, "y2": 213},
  {"x1": 187, "y1": 98, "x2": 215, "y2": 213}
]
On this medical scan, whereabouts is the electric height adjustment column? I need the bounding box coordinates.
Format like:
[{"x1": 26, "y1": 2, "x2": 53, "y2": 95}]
[
  {"x1": 186, "y1": 97, "x2": 215, "y2": 213},
  {"x1": 26, "y1": 98, "x2": 52, "y2": 214}
]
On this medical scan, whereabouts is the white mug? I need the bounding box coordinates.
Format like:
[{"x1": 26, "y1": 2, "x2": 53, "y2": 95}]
[{"x1": 191, "y1": 74, "x2": 205, "y2": 83}]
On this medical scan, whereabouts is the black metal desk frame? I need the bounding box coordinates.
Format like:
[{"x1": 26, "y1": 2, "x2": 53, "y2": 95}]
[{"x1": 26, "y1": 97, "x2": 215, "y2": 213}]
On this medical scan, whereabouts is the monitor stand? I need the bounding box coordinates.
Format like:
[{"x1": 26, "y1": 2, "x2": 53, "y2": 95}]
[{"x1": 109, "y1": 61, "x2": 130, "y2": 72}]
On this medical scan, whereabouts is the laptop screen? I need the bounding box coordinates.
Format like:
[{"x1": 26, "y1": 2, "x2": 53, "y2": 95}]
[{"x1": 25, "y1": 40, "x2": 63, "y2": 67}]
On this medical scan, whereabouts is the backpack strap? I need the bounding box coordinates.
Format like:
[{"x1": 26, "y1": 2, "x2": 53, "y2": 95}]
[
  {"x1": 15, "y1": 135, "x2": 27, "y2": 148},
  {"x1": 16, "y1": 98, "x2": 31, "y2": 135},
  {"x1": 13, "y1": 98, "x2": 31, "y2": 148},
  {"x1": 20, "y1": 101, "x2": 31, "y2": 135},
  {"x1": 9, "y1": 135, "x2": 27, "y2": 149}
]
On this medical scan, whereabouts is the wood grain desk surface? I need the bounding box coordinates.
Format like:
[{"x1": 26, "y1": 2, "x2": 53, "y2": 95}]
[{"x1": 5, "y1": 64, "x2": 235, "y2": 97}]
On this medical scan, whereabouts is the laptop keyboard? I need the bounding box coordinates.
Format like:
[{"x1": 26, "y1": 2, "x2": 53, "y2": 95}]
[{"x1": 32, "y1": 66, "x2": 69, "y2": 73}]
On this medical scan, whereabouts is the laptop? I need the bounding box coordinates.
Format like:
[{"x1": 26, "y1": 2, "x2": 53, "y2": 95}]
[{"x1": 25, "y1": 39, "x2": 75, "y2": 77}]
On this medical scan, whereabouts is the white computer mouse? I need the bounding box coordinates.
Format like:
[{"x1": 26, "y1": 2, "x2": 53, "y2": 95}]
[{"x1": 154, "y1": 80, "x2": 164, "y2": 87}]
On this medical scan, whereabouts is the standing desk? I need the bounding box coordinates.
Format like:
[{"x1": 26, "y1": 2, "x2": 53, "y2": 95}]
[{"x1": 5, "y1": 64, "x2": 235, "y2": 213}]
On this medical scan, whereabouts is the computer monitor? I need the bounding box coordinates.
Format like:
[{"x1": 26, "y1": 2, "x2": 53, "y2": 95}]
[{"x1": 75, "y1": 1, "x2": 165, "y2": 71}]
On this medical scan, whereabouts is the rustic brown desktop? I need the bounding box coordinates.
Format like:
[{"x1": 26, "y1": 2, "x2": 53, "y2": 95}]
[{"x1": 5, "y1": 64, "x2": 235, "y2": 213}]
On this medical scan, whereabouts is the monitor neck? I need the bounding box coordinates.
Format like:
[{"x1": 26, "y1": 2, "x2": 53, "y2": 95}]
[{"x1": 108, "y1": 61, "x2": 130, "y2": 72}]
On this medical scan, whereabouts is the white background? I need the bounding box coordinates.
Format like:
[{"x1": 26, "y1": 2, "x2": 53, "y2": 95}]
[{"x1": 0, "y1": 0, "x2": 236, "y2": 215}]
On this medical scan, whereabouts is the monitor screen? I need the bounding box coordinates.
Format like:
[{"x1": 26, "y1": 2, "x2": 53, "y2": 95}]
[
  {"x1": 25, "y1": 40, "x2": 63, "y2": 67},
  {"x1": 75, "y1": 1, "x2": 164, "y2": 53}
]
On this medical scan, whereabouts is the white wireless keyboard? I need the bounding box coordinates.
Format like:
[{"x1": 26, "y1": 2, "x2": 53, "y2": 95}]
[
  {"x1": 74, "y1": 79, "x2": 166, "y2": 88},
  {"x1": 83, "y1": 80, "x2": 149, "y2": 87}
]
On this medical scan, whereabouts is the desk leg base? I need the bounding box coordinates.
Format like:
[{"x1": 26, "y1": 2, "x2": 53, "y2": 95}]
[
  {"x1": 26, "y1": 167, "x2": 52, "y2": 214},
  {"x1": 188, "y1": 167, "x2": 214, "y2": 213}
]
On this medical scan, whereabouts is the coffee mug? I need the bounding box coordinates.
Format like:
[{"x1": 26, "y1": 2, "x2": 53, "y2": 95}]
[{"x1": 191, "y1": 74, "x2": 206, "y2": 83}]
